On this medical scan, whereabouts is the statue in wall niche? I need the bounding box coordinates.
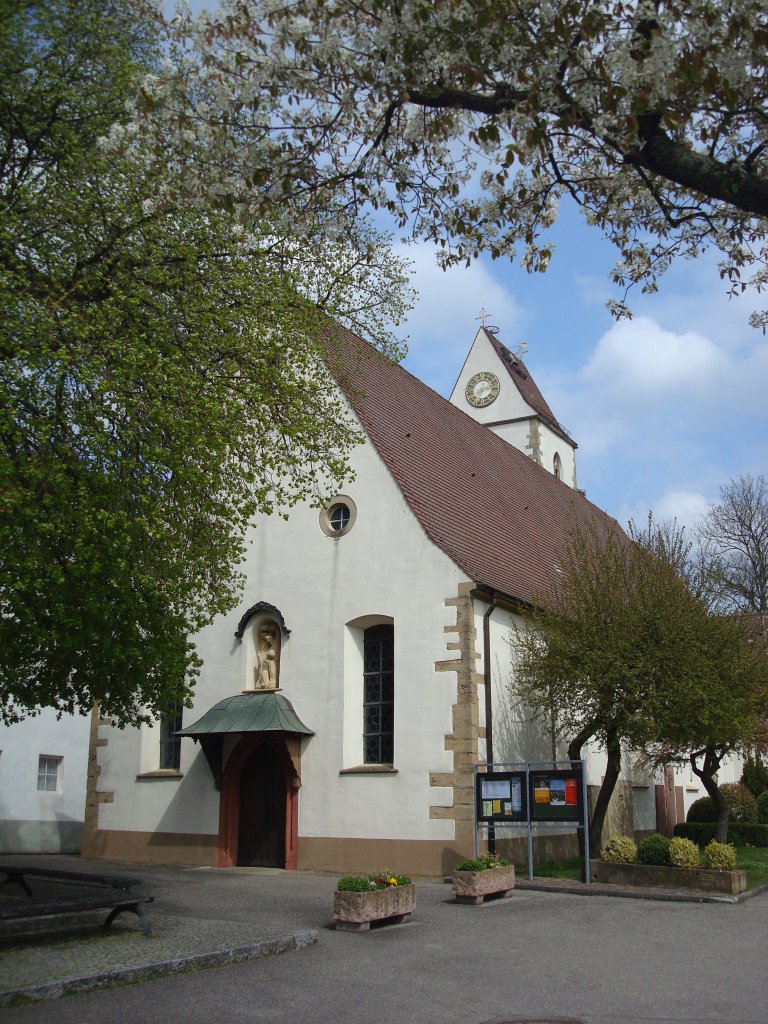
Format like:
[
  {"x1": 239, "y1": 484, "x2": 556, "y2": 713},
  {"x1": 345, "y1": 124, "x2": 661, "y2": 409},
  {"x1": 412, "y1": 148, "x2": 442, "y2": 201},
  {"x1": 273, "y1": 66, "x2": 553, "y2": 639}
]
[{"x1": 254, "y1": 622, "x2": 280, "y2": 690}]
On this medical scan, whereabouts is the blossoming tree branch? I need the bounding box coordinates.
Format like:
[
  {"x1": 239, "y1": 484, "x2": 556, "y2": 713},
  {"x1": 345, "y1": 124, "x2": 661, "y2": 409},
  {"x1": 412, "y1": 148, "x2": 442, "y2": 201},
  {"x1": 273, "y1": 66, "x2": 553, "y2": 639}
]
[{"x1": 135, "y1": 0, "x2": 768, "y2": 326}]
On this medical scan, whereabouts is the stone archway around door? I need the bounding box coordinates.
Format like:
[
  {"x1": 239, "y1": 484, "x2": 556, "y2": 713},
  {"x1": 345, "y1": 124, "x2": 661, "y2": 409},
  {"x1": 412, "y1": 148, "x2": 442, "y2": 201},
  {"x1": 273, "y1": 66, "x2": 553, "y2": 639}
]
[{"x1": 218, "y1": 734, "x2": 299, "y2": 870}]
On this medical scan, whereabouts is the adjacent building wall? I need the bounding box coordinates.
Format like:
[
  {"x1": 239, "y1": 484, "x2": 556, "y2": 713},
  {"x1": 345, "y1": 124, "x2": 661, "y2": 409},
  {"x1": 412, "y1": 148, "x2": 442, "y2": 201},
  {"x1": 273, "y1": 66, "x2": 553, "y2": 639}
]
[{"x1": 0, "y1": 710, "x2": 89, "y2": 853}]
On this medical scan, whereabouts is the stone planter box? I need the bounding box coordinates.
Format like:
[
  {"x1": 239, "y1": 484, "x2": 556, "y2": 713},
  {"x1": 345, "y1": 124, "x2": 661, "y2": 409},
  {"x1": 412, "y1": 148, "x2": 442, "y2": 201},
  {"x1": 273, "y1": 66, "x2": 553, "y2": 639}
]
[
  {"x1": 590, "y1": 859, "x2": 746, "y2": 895},
  {"x1": 333, "y1": 884, "x2": 415, "y2": 931},
  {"x1": 452, "y1": 865, "x2": 516, "y2": 905}
]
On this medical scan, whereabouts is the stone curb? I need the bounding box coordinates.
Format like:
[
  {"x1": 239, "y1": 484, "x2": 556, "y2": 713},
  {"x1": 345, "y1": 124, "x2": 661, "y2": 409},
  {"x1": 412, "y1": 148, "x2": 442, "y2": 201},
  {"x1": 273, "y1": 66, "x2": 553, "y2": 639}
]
[
  {"x1": 514, "y1": 878, "x2": 768, "y2": 904},
  {"x1": 0, "y1": 929, "x2": 318, "y2": 1007}
]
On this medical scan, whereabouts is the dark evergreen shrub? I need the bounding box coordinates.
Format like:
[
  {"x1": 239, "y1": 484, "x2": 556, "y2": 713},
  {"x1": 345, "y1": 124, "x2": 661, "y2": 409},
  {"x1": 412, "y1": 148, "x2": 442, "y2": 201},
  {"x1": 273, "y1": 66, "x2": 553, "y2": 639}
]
[
  {"x1": 741, "y1": 757, "x2": 768, "y2": 798},
  {"x1": 637, "y1": 833, "x2": 671, "y2": 865},
  {"x1": 674, "y1": 821, "x2": 768, "y2": 847},
  {"x1": 687, "y1": 796, "x2": 717, "y2": 823},
  {"x1": 757, "y1": 791, "x2": 768, "y2": 825}
]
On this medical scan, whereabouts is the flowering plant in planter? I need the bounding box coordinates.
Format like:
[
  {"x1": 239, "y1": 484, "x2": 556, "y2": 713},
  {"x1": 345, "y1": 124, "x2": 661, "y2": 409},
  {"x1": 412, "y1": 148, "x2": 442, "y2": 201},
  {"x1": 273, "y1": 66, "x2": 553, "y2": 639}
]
[
  {"x1": 333, "y1": 870, "x2": 415, "y2": 931},
  {"x1": 336, "y1": 871, "x2": 411, "y2": 891},
  {"x1": 453, "y1": 852, "x2": 511, "y2": 872},
  {"x1": 453, "y1": 851, "x2": 516, "y2": 904}
]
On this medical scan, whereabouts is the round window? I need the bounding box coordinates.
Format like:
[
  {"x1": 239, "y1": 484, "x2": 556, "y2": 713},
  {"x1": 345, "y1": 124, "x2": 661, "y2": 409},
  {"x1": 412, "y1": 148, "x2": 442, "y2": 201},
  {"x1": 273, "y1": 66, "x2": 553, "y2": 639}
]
[
  {"x1": 319, "y1": 495, "x2": 357, "y2": 537},
  {"x1": 329, "y1": 503, "x2": 351, "y2": 532}
]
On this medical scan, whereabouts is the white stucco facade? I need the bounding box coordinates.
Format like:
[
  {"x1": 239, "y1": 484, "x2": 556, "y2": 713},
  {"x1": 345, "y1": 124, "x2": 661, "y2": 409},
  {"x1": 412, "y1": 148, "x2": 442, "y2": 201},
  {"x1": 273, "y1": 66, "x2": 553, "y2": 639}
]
[
  {"x1": 90, "y1": 407, "x2": 474, "y2": 872},
  {"x1": 0, "y1": 709, "x2": 90, "y2": 853}
]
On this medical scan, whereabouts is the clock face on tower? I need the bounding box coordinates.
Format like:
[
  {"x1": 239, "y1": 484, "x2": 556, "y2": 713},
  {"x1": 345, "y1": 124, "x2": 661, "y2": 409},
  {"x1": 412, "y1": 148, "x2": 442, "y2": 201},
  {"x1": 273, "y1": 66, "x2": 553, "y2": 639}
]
[{"x1": 465, "y1": 371, "x2": 500, "y2": 408}]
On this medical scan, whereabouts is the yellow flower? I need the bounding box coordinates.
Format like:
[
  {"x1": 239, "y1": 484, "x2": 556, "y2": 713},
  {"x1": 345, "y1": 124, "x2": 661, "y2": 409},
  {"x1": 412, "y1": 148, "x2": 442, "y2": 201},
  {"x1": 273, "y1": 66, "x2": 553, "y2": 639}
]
[{"x1": 388, "y1": 877, "x2": 398, "y2": 886}]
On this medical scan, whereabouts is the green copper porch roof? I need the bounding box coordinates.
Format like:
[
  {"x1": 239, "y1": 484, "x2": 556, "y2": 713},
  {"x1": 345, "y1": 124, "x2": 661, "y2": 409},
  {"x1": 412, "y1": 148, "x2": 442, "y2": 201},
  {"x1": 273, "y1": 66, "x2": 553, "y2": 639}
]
[{"x1": 177, "y1": 692, "x2": 314, "y2": 737}]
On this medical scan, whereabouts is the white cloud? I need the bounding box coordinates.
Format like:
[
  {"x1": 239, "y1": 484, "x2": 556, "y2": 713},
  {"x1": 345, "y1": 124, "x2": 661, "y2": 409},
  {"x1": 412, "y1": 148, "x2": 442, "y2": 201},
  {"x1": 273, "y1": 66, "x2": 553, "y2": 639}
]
[
  {"x1": 550, "y1": 314, "x2": 768, "y2": 457},
  {"x1": 581, "y1": 317, "x2": 725, "y2": 404},
  {"x1": 619, "y1": 489, "x2": 710, "y2": 534},
  {"x1": 397, "y1": 244, "x2": 524, "y2": 395}
]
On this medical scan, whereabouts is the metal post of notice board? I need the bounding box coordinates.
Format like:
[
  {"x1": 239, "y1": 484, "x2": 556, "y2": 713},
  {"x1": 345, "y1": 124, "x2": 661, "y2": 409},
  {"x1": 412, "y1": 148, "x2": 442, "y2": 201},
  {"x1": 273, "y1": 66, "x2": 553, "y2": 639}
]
[
  {"x1": 525, "y1": 763, "x2": 533, "y2": 880},
  {"x1": 473, "y1": 763, "x2": 479, "y2": 858},
  {"x1": 581, "y1": 757, "x2": 591, "y2": 883}
]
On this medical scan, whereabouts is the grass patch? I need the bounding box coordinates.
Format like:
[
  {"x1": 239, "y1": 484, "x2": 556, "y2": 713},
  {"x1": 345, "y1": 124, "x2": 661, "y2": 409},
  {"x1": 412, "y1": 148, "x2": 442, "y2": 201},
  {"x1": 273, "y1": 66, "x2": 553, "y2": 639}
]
[
  {"x1": 736, "y1": 847, "x2": 768, "y2": 890},
  {"x1": 533, "y1": 847, "x2": 768, "y2": 890},
  {"x1": 532, "y1": 857, "x2": 583, "y2": 880}
]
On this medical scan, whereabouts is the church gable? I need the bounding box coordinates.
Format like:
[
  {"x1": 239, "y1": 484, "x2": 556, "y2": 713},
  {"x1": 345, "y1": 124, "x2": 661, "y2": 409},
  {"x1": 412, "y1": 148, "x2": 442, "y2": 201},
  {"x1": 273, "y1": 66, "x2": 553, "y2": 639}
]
[{"x1": 448, "y1": 325, "x2": 578, "y2": 486}]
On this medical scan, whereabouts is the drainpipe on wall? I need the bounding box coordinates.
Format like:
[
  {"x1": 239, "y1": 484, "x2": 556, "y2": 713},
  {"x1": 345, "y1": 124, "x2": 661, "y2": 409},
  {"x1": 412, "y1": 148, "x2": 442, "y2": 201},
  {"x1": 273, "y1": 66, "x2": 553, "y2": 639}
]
[{"x1": 482, "y1": 590, "x2": 498, "y2": 853}]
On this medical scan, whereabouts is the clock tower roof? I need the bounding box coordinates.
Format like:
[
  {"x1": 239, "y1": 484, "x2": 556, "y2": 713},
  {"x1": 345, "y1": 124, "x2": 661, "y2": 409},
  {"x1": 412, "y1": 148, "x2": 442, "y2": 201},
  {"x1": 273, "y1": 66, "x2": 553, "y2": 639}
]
[{"x1": 449, "y1": 326, "x2": 575, "y2": 449}]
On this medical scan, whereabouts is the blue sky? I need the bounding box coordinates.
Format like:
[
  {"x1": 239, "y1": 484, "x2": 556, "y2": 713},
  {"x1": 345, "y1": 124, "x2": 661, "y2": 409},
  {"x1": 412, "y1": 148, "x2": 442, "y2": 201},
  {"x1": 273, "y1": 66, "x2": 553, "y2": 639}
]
[{"x1": 397, "y1": 203, "x2": 768, "y2": 532}]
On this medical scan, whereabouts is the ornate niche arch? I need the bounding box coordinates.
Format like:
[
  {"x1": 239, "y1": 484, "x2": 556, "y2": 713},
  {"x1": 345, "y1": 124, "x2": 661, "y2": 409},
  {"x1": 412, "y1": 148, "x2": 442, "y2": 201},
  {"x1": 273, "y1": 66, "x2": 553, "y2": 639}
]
[{"x1": 235, "y1": 602, "x2": 291, "y2": 693}]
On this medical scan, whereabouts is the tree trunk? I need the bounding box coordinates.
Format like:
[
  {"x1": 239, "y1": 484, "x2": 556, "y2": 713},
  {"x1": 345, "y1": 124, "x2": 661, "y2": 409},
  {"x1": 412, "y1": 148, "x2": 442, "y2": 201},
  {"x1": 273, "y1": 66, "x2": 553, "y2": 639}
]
[
  {"x1": 690, "y1": 746, "x2": 730, "y2": 843},
  {"x1": 567, "y1": 722, "x2": 613, "y2": 863},
  {"x1": 588, "y1": 733, "x2": 623, "y2": 857}
]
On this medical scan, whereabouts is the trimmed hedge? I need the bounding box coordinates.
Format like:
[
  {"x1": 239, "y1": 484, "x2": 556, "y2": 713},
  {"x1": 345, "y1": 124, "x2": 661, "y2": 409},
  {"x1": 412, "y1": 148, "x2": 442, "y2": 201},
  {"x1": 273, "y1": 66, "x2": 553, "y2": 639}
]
[
  {"x1": 674, "y1": 821, "x2": 768, "y2": 847},
  {"x1": 686, "y1": 796, "x2": 716, "y2": 823}
]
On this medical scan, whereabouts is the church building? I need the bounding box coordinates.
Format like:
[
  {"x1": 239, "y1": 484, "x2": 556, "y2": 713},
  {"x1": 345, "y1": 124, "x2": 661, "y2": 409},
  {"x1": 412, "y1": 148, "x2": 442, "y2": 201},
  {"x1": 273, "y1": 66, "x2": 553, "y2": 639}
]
[{"x1": 77, "y1": 324, "x2": 689, "y2": 874}]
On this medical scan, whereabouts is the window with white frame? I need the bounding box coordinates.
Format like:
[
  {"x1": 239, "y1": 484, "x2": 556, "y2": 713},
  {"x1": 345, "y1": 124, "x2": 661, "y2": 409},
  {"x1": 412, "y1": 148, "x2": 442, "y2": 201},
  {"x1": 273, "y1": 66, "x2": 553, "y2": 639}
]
[{"x1": 37, "y1": 755, "x2": 61, "y2": 792}]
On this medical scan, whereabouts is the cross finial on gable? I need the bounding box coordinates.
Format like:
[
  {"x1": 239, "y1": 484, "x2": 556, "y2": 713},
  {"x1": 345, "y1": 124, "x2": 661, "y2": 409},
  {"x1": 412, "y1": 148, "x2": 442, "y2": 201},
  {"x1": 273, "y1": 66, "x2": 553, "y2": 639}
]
[{"x1": 475, "y1": 308, "x2": 491, "y2": 327}]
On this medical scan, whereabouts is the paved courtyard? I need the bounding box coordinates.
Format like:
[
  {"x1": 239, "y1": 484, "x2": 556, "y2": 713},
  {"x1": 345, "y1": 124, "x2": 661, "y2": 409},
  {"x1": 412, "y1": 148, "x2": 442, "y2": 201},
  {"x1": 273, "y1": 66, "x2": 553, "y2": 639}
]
[{"x1": 1, "y1": 855, "x2": 765, "y2": 1024}]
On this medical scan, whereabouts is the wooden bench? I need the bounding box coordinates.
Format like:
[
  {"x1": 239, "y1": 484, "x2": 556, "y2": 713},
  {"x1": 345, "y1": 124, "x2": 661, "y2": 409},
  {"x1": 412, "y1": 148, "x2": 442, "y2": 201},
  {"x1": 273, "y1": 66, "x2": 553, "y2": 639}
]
[{"x1": 0, "y1": 864, "x2": 154, "y2": 936}]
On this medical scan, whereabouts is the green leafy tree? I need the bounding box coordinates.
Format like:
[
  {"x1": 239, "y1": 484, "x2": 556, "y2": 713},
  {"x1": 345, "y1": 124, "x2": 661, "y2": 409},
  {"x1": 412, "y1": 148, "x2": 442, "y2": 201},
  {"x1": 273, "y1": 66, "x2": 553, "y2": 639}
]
[
  {"x1": 139, "y1": 0, "x2": 768, "y2": 325},
  {"x1": 0, "y1": 0, "x2": 411, "y2": 725},
  {"x1": 511, "y1": 518, "x2": 767, "y2": 853},
  {"x1": 641, "y1": 612, "x2": 768, "y2": 842}
]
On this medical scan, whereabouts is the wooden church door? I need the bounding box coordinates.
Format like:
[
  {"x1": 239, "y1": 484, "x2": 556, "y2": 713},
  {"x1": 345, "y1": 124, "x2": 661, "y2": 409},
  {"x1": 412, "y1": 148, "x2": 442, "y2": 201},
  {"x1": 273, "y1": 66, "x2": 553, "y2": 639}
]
[{"x1": 237, "y1": 743, "x2": 286, "y2": 867}]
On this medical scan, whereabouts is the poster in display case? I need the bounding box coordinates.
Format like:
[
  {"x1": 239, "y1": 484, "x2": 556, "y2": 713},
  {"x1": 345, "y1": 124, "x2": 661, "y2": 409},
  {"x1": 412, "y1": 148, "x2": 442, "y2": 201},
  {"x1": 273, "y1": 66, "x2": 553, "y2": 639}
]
[
  {"x1": 475, "y1": 771, "x2": 527, "y2": 822},
  {"x1": 529, "y1": 768, "x2": 582, "y2": 821}
]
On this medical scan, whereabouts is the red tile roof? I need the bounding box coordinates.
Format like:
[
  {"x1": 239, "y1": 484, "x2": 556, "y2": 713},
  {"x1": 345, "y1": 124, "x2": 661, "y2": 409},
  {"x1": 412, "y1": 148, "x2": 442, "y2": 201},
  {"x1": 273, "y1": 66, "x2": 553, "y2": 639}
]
[
  {"x1": 485, "y1": 329, "x2": 575, "y2": 447},
  {"x1": 325, "y1": 326, "x2": 620, "y2": 608}
]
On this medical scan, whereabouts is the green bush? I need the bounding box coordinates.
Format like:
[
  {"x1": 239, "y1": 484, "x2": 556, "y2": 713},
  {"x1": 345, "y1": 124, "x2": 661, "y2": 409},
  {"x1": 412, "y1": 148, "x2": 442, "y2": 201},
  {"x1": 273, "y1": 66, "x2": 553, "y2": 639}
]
[
  {"x1": 686, "y1": 784, "x2": 759, "y2": 824},
  {"x1": 702, "y1": 840, "x2": 737, "y2": 871},
  {"x1": 674, "y1": 821, "x2": 768, "y2": 847},
  {"x1": 686, "y1": 796, "x2": 717, "y2": 823},
  {"x1": 668, "y1": 836, "x2": 700, "y2": 868},
  {"x1": 757, "y1": 791, "x2": 768, "y2": 824},
  {"x1": 637, "y1": 833, "x2": 671, "y2": 866},
  {"x1": 336, "y1": 875, "x2": 373, "y2": 892},
  {"x1": 454, "y1": 852, "x2": 511, "y2": 871},
  {"x1": 741, "y1": 756, "x2": 768, "y2": 798},
  {"x1": 720, "y1": 782, "x2": 759, "y2": 823},
  {"x1": 601, "y1": 835, "x2": 637, "y2": 863}
]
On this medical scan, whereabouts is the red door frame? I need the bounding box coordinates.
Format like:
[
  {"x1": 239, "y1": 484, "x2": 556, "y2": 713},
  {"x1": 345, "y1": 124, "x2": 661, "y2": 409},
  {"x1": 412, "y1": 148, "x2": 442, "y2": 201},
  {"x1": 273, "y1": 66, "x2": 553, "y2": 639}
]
[{"x1": 218, "y1": 734, "x2": 299, "y2": 870}]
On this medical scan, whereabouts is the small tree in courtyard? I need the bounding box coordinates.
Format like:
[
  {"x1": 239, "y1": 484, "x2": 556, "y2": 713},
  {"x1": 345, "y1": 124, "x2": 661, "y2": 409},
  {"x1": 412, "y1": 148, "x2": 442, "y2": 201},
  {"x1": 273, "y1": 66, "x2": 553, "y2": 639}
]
[
  {"x1": 639, "y1": 611, "x2": 768, "y2": 843},
  {"x1": 511, "y1": 517, "x2": 767, "y2": 854}
]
